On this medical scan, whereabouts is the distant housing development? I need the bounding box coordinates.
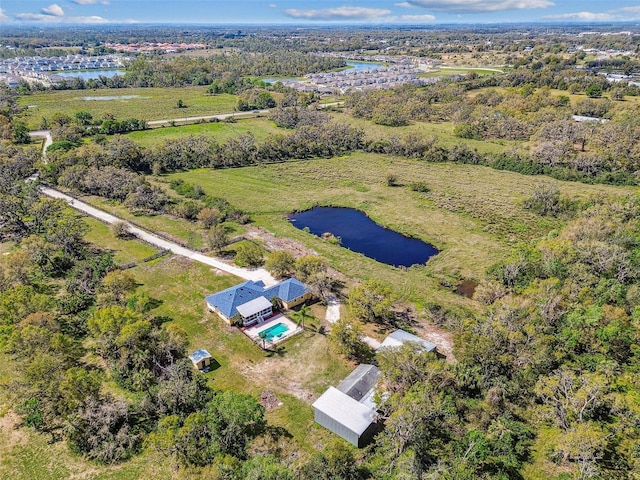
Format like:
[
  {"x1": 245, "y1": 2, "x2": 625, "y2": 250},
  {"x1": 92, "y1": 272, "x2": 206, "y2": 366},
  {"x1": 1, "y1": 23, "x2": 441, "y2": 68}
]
[
  {"x1": 0, "y1": 54, "x2": 127, "y2": 87},
  {"x1": 205, "y1": 278, "x2": 311, "y2": 326}
]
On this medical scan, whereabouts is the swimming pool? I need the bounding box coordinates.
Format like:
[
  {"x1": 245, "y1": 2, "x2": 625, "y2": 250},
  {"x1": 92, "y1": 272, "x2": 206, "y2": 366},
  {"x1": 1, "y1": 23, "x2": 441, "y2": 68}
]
[{"x1": 259, "y1": 322, "x2": 290, "y2": 342}]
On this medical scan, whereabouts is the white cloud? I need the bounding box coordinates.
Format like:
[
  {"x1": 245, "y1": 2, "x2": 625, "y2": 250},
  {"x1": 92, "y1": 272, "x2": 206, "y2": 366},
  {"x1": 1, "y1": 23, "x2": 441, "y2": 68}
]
[
  {"x1": 15, "y1": 12, "x2": 108, "y2": 23},
  {"x1": 395, "y1": 2, "x2": 415, "y2": 7},
  {"x1": 41, "y1": 4, "x2": 65, "y2": 17},
  {"x1": 284, "y1": 6, "x2": 392, "y2": 20},
  {"x1": 0, "y1": 8, "x2": 9, "y2": 22},
  {"x1": 406, "y1": 0, "x2": 554, "y2": 13},
  {"x1": 400, "y1": 14, "x2": 436, "y2": 21},
  {"x1": 542, "y1": 11, "x2": 617, "y2": 21},
  {"x1": 618, "y1": 6, "x2": 640, "y2": 15},
  {"x1": 70, "y1": 0, "x2": 110, "y2": 4},
  {"x1": 269, "y1": 3, "x2": 277, "y2": 8}
]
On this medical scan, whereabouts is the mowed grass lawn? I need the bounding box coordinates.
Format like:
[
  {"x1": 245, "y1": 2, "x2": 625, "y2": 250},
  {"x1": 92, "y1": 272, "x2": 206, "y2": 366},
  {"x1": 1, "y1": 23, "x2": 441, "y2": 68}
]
[
  {"x1": 16, "y1": 87, "x2": 238, "y2": 129},
  {"x1": 130, "y1": 256, "x2": 352, "y2": 450},
  {"x1": 82, "y1": 217, "x2": 158, "y2": 264},
  {"x1": 167, "y1": 154, "x2": 635, "y2": 310},
  {"x1": 0, "y1": 224, "x2": 352, "y2": 479},
  {"x1": 125, "y1": 117, "x2": 282, "y2": 147}
]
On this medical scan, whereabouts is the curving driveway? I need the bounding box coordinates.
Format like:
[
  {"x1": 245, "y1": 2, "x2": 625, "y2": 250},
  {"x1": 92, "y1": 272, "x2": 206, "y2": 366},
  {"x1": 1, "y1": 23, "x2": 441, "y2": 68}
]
[
  {"x1": 40, "y1": 186, "x2": 277, "y2": 286},
  {"x1": 29, "y1": 130, "x2": 53, "y2": 161}
]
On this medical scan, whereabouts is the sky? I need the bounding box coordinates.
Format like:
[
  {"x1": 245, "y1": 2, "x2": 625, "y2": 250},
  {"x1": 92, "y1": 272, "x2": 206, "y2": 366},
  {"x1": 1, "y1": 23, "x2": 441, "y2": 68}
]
[{"x1": 1, "y1": 1, "x2": 640, "y2": 25}]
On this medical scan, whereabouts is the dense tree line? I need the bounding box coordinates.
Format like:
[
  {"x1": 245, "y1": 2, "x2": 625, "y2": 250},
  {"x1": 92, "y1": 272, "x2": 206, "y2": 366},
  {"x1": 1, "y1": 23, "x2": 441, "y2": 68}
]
[{"x1": 323, "y1": 196, "x2": 640, "y2": 479}]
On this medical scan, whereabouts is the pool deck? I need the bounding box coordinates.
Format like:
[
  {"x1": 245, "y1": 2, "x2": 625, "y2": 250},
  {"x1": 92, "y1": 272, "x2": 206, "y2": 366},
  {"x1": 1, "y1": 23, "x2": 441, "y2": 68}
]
[{"x1": 243, "y1": 313, "x2": 301, "y2": 349}]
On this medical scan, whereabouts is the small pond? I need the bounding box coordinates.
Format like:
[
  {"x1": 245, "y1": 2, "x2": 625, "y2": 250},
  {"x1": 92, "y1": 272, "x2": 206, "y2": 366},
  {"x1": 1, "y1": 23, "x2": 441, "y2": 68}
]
[
  {"x1": 345, "y1": 61, "x2": 384, "y2": 71},
  {"x1": 55, "y1": 69, "x2": 125, "y2": 80},
  {"x1": 289, "y1": 207, "x2": 438, "y2": 267},
  {"x1": 80, "y1": 95, "x2": 149, "y2": 101}
]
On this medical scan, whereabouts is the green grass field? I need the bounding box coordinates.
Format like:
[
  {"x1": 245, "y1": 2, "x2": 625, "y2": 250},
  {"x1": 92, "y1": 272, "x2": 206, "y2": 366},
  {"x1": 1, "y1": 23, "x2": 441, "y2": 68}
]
[
  {"x1": 329, "y1": 111, "x2": 523, "y2": 155},
  {"x1": 126, "y1": 117, "x2": 282, "y2": 147},
  {"x1": 16, "y1": 87, "x2": 238, "y2": 129},
  {"x1": 421, "y1": 66, "x2": 504, "y2": 77},
  {"x1": 129, "y1": 256, "x2": 352, "y2": 449},
  {"x1": 165, "y1": 154, "x2": 635, "y2": 312},
  {"x1": 82, "y1": 217, "x2": 158, "y2": 264}
]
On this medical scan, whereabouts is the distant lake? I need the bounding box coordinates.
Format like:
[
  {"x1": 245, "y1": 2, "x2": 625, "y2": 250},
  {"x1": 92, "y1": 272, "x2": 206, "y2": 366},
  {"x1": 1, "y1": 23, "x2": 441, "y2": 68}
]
[
  {"x1": 81, "y1": 95, "x2": 148, "y2": 101},
  {"x1": 289, "y1": 207, "x2": 438, "y2": 267},
  {"x1": 55, "y1": 69, "x2": 125, "y2": 80},
  {"x1": 262, "y1": 61, "x2": 384, "y2": 84},
  {"x1": 261, "y1": 77, "x2": 297, "y2": 84},
  {"x1": 345, "y1": 61, "x2": 384, "y2": 71}
]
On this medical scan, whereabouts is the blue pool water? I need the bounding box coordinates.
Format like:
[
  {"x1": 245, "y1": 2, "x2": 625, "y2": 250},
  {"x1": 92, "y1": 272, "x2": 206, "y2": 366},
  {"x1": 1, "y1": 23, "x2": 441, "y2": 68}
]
[
  {"x1": 289, "y1": 207, "x2": 438, "y2": 268},
  {"x1": 260, "y1": 322, "x2": 290, "y2": 342}
]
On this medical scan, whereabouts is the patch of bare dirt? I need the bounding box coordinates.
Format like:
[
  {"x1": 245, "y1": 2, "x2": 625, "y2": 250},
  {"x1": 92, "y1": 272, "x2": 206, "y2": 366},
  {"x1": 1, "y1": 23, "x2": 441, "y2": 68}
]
[
  {"x1": 259, "y1": 390, "x2": 282, "y2": 412},
  {"x1": 244, "y1": 226, "x2": 346, "y2": 282},
  {"x1": 0, "y1": 411, "x2": 28, "y2": 448},
  {"x1": 245, "y1": 226, "x2": 316, "y2": 258},
  {"x1": 414, "y1": 322, "x2": 456, "y2": 363},
  {"x1": 241, "y1": 360, "x2": 316, "y2": 403},
  {"x1": 239, "y1": 333, "x2": 331, "y2": 403}
]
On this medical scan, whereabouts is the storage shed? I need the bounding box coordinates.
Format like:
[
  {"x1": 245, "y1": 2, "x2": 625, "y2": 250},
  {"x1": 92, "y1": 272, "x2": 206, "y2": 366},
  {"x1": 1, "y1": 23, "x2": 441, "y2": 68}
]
[
  {"x1": 312, "y1": 364, "x2": 381, "y2": 447},
  {"x1": 189, "y1": 349, "x2": 212, "y2": 371},
  {"x1": 376, "y1": 329, "x2": 437, "y2": 354},
  {"x1": 337, "y1": 363, "x2": 381, "y2": 409},
  {"x1": 312, "y1": 387, "x2": 379, "y2": 447}
]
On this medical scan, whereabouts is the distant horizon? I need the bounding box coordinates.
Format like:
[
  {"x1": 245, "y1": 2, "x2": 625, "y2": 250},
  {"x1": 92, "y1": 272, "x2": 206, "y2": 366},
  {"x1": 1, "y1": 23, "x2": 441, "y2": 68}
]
[
  {"x1": 1, "y1": 1, "x2": 640, "y2": 26},
  {"x1": 2, "y1": 21, "x2": 640, "y2": 29}
]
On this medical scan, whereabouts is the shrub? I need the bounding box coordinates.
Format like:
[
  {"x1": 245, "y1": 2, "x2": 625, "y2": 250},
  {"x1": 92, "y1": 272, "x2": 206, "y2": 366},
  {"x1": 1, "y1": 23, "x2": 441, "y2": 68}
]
[
  {"x1": 408, "y1": 182, "x2": 430, "y2": 193},
  {"x1": 234, "y1": 242, "x2": 264, "y2": 268},
  {"x1": 111, "y1": 221, "x2": 131, "y2": 239}
]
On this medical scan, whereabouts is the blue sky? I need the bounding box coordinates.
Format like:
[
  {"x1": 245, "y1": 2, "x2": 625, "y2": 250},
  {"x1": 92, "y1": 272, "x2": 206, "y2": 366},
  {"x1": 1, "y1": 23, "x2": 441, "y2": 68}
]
[{"x1": 1, "y1": 1, "x2": 639, "y2": 25}]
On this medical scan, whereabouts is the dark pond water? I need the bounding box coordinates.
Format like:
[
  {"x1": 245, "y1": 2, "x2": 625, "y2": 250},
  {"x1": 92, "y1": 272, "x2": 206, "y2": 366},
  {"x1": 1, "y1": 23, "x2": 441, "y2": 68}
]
[{"x1": 289, "y1": 207, "x2": 438, "y2": 267}]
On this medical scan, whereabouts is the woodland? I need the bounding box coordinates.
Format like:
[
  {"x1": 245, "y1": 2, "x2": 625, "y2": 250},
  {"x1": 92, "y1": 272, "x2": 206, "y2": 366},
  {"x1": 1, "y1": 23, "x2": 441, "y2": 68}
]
[{"x1": 1, "y1": 25, "x2": 640, "y2": 480}]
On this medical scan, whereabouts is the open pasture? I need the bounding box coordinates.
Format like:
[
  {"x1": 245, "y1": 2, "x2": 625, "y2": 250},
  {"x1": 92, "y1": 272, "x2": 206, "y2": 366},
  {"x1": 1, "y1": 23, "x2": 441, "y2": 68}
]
[
  {"x1": 126, "y1": 117, "x2": 281, "y2": 147},
  {"x1": 166, "y1": 154, "x2": 635, "y2": 309},
  {"x1": 16, "y1": 87, "x2": 238, "y2": 129}
]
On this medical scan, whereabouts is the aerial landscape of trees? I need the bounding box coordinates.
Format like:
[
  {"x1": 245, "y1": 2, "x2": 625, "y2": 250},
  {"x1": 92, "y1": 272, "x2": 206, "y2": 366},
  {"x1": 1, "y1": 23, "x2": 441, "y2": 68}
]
[{"x1": 1, "y1": 22, "x2": 640, "y2": 480}]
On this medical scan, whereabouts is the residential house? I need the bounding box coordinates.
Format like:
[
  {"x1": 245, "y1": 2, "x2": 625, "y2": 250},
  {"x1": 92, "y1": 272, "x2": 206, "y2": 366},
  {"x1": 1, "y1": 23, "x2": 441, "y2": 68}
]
[{"x1": 205, "y1": 278, "x2": 311, "y2": 326}]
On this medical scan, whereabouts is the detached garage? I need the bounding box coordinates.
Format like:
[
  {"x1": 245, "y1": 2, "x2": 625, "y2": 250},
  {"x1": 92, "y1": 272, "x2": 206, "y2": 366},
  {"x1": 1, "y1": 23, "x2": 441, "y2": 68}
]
[
  {"x1": 312, "y1": 387, "x2": 378, "y2": 448},
  {"x1": 312, "y1": 364, "x2": 381, "y2": 447}
]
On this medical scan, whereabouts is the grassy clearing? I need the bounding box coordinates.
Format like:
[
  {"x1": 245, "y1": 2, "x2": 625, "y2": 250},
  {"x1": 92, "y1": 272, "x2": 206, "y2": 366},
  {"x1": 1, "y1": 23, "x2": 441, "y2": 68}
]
[
  {"x1": 77, "y1": 195, "x2": 209, "y2": 250},
  {"x1": 166, "y1": 154, "x2": 634, "y2": 310},
  {"x1": 125, "y1": 117, "x2": 281, "y2": 147},
  {"x1": 82, "y1": 217, "x2": 158, "y2": 264},
  {"x1": 422, "y1": 66, "x2": 503, "y2": 77},
  {"x1": 129, "y1": 256, "x2": 352, "y2": 449},
  {"x1": 328, "y1": 111, "x2": 524, "y2": 155},
  {"x1": 16, "y1": 87, "x2": 238, "y2": 129}
]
